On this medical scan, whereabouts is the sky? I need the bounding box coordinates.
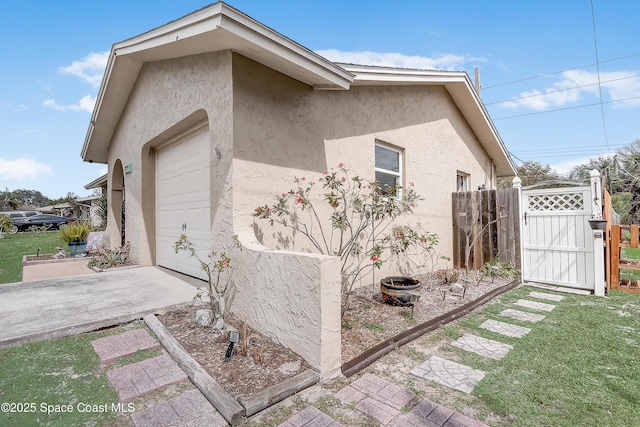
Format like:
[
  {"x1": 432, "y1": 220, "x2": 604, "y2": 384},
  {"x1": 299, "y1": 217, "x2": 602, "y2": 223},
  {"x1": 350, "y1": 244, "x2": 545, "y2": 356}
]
[{"x1": 1, "y1": 0, "x2": 640, "y2": 200}]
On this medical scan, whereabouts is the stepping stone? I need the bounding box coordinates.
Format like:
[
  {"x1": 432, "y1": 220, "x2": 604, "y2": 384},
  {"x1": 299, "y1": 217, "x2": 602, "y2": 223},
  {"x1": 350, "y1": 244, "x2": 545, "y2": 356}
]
[
  {"x1": 500, "y1": 308, "x2": 545, "y2": 323},
  {"x1": 410, "y1": 356, "x2": 485, "y2": 394},
  {"x1": 92, "y1": 329, "x2": 160, "y2": 364},
  {"x1": 529, "y1": 291, "x2": 564, "y2": 302},
  {"x1": 107, "y1": 354, "x2": 188, "y2": 402},
  {"x1": 480, "y1": 319, "x2": 530, "y2": 338},
  {"x1": 131, "y1": 389, "x2": 227, "y2": 427},
  {"x1": 278, "y1": 406, "x2": 343, "y2": 427},
  {"x1": 451, "y1": 333, "x2": 513, "y2": 360},
  {"x1": 514, "y1": 299, "x2": 556, "y2": 312}
]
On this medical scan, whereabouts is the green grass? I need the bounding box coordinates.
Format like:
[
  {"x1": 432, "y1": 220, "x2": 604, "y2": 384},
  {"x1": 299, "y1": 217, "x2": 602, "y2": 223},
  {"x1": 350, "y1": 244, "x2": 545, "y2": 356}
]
[
  {"x1": 0, "y1": 232, "x2": 65, "y2": 284},
  {"x1": 621, "y1": 248, "x2": 640, "y2": 281},
  {"x1": 445, "y1": 286, "x2": 640, "y2": 427},
  {"x1": 0, "y1": 324, "x2": 144, "y2": 426},
  {"x1": 364, "y1": 322, "x2": 386, "y2": 333}
]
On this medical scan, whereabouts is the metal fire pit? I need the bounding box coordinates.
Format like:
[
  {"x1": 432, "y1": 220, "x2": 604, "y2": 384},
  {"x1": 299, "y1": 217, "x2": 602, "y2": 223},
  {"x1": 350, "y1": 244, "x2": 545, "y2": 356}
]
[{"x1": 380, "y1": 276, "x2": 421, "y2": 306}]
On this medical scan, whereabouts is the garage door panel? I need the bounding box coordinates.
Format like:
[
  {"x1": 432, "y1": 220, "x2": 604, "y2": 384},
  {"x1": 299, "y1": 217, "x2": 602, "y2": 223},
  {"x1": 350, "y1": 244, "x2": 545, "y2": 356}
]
[{"x1": 156, "y1": 124, "x2": 210, "y2": 280}]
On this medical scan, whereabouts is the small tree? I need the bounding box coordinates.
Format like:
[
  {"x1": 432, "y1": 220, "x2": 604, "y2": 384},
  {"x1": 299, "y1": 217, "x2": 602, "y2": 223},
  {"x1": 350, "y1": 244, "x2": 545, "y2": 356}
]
[
  {"x1": 0, "y1": 214, "x2": 14, "y2": 238},
  {"x1": 174, "y1": 234, "x2": 242, "y2": 333},
  {"x1": 253, "y1": 165, "x2": 438, "y2": 312}
]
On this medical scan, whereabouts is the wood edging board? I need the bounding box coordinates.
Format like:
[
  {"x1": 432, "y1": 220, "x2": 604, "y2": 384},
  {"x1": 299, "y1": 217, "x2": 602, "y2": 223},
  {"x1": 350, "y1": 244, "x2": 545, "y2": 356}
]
[
  {"x1": 144, "y1": 314, "x2": 245, "y2": 426},
  {"x1": 241, "y1": 369, "x2": 320, "y2": 417},
  {"x1": 341, "y1": 280, "x2": 520, "y2": 378}
]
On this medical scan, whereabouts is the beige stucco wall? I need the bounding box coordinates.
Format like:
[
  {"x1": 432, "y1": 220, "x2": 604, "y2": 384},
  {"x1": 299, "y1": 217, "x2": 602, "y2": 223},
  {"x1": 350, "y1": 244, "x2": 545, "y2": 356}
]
[
  {"x1": 232, "y1": 54, "x2": 497, "y2": 285},
  {"x1": 103, "y1": 50, "x2": 501, "y2": 378},
  {"x1": 104, "y1": 50, "x2": 343, "y2": 378}
]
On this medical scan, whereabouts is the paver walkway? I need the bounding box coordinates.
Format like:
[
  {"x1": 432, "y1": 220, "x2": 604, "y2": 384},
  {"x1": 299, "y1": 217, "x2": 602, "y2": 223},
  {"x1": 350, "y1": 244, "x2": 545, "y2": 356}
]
[
  {"x1": 500, "y1": 308, "x2": 545, "y2": 323},
  {"x1": 479, "y1": 319, "x2": 531, "y2": 338},
  {"x1": 514, "y1": 299, "x2": 556, "y2": 312},
  {"x1": 451, "y1": 333, "x2": 513, "y2": 360},
  {"x1": 407, "y1": 287, "x2": 563, "y2": 397},
  {"x1": 410, "y1": 356, "x2": 486, "y2": 394},
  {"x1": 92, "y1": 329, "x2": 160, "y2": 363},
  {"x1": 92, "y1": 328, "x2": 226, "y2": 426}
]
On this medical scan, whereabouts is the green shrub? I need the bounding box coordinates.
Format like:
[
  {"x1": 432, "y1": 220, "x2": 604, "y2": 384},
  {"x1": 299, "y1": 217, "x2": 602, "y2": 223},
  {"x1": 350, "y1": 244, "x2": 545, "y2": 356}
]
[{"x1": 59, "y1": 221, "x2": 90, "y2": 242}]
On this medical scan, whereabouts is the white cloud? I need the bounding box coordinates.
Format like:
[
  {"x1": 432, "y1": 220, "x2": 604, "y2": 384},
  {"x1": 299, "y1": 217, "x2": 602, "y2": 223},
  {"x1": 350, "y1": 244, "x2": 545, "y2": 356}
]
[
  {"x1": 549, "y1": 153, "x2": 615, "y2": 175},
  {"x1": 43, "y1": 94, "x2": 95, "y2": 113},
  {"x1": 315, "y1": 49, "x2": 484, "y2": 71},
  {"x1": 0, "y1": 158, "x2": 53, "y2": 181},
  {"x1": 59, "y1": 51, "x2": 109, "y2": 87},
  {"x1": 499, "y1": 69, "x2": 640, "y2": 110}
]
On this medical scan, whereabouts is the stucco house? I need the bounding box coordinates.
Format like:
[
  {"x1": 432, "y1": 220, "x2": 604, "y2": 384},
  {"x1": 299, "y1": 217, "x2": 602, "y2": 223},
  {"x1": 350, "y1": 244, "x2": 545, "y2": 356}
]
[{"x1": 81, "y1": 2, "x2": 516, "y2": 379}]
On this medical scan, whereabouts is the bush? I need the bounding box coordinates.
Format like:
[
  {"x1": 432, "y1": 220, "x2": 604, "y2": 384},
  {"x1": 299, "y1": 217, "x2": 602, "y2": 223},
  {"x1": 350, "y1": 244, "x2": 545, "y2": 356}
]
[{"x1": 59, "y1": 221, "x2": 91, "y2": 242}]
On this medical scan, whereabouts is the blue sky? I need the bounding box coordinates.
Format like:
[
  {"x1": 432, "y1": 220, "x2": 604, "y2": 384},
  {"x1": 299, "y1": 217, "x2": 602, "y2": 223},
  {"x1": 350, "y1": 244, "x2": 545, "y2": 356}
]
[{"x1": 2, "y1": 0, "x2": 639, "y2": 200}]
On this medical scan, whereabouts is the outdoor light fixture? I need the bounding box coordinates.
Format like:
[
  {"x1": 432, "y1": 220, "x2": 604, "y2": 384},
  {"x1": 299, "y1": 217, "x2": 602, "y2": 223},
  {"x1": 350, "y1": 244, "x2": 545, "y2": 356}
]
[{"x1": 224, "y1": 331, "x2": 240, "y2": 362}]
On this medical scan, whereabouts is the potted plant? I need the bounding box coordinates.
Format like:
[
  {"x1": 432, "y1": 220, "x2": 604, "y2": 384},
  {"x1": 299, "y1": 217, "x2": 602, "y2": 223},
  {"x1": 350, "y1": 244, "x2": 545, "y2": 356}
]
[
  {"x1": 588, "y1": 217, "x2": 607, "y2": 231},
  {"x1": 59, "y1": 221, "x2": 91, "y2": 256}
]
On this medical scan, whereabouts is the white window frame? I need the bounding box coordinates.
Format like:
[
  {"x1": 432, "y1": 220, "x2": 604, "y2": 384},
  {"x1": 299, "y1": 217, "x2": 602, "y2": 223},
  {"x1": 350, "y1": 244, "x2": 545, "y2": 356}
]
[
  {"x1": 456, "y1": 171, "x2": 469, "y2": 192},
  {"x1": 375, "y1": 142, "x2": 403, "y2": 198}
]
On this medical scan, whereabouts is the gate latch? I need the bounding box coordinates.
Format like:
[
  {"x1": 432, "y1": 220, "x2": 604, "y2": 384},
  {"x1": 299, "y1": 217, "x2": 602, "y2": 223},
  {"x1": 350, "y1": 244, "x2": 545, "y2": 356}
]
[{"x1": 524, "y1": 212, "x2": 527, "y2": 225}]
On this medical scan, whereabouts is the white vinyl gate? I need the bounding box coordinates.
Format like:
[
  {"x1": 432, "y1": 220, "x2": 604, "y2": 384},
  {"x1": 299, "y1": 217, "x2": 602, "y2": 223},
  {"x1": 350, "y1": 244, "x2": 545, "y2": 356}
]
[{"x1": 520, "y1": 185, "x2": 595, "y2": 290}]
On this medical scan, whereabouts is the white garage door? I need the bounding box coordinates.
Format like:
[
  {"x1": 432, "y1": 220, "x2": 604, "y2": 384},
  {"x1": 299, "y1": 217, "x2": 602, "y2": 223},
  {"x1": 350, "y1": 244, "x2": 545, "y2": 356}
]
[{"x1": 156, "y1": 123, "x2": 210, "y2": 280}]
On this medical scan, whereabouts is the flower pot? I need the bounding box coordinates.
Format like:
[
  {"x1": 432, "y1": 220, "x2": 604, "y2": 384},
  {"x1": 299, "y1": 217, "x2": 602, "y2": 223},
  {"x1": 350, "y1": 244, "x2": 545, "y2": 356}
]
[
  {"x1": 588, "y1": 219, "x2": 607, "y2": 231},
  {"x1": 68, "y1": 241, "x2": 87, "y2": 257},
  {"x1": 380, "y1": 276, "x2": 421, "y2": 305}
]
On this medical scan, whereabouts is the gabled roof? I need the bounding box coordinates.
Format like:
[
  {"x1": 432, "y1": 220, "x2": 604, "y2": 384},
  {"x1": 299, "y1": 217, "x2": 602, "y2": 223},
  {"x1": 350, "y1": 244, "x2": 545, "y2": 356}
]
[
  {"x1": 341, "y1": 64, "x2": 516, "y2": 176},
  {"x1": 81, "y1": 2, "x2": 515, "y2": 177},
  {"x1": 81, "y1": 2, "x2": 354, "y2": 164}
]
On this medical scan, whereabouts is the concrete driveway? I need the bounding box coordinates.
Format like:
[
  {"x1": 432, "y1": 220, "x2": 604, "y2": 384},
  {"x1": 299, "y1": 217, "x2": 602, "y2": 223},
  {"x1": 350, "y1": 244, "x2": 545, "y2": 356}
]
[{"x1": 0, "y1": 266, "x2": 200, "y2": 349}]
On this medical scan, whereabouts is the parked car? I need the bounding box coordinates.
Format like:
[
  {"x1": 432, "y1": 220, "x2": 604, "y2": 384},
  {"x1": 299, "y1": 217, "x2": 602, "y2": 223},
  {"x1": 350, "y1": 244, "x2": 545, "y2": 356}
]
[
  {"x1": 0, "y1": 210, "x2": 40, "y2": 233},
  {"x1": 17, "y1": 214, "x2": 77, "y2": 231}
]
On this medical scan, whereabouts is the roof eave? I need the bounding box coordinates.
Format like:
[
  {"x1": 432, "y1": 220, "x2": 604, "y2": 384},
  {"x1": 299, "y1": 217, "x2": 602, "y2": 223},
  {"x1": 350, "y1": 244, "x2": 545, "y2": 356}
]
[{"x1": 81, "y1": 2, "x2": 354, "y2": 164}]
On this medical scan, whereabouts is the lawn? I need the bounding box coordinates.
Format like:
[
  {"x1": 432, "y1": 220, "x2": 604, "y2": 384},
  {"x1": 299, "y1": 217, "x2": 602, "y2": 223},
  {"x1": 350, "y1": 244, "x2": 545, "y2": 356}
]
[
  {"x1": 0, "y1": 322, "x2": 155, "y2": 427},
  {"x1": 0, "y1": 232, "x2": 65, "y2": 284},
  {"x1": 621, "y1": 247, "x2": 640, "y2": 281},
  {"x1": 439, "y1": 286, "x2": 640, "y2": 427}
]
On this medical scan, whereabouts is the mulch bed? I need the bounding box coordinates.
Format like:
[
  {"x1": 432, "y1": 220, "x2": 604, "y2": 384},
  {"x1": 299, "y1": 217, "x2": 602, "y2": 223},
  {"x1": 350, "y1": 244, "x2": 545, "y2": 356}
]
[
  {"x1": 157, "y1": 307, "x2": 311, "y2": 401},
  {"x1": 341, "y1": 270, "x2": 513, "y2": 362},
  {"x1": 157, "y1": 269, "x2": 513, "y2": 400}
]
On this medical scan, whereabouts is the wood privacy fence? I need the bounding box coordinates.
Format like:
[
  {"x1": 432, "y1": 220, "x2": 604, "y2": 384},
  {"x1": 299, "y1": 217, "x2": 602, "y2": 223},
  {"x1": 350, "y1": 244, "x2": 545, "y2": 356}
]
[
  {"x1": 452, "y1": 189, "x2": 520, "y2": 270},
  {"x1": 609, "y1": 224, "x2": 640, "y2": 293}
]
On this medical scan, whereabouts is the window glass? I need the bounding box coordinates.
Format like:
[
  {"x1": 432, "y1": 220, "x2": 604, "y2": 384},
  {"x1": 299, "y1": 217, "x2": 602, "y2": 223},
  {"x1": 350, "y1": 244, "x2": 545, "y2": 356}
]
[
  {"x1": 375, "y1": 143, "x2": 402, "y2": 197},
  {"x1": 375, "y1": 145, "x2": 399, "y2": 172}
]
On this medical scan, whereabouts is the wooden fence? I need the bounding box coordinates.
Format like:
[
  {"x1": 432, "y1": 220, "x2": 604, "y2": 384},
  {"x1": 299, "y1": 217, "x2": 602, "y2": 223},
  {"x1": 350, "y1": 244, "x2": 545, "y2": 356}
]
[
  {"x1": 609, "y1": 224, "x2": 640, "y2": 293},
  {"x1": 452, "y1": 189, "x2": 520, "y2": 270}
]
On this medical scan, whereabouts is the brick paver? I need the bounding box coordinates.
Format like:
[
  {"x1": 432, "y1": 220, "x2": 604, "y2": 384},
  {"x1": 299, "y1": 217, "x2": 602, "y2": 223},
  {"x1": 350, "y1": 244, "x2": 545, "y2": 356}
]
[
  {"x1": 107, "y1": 354, "x2": 188, "y2": 402},
  {"x1": 131, "y1": 389, "x2": 227, "y2": 427},
  {"x1": 92, "y1": 329, "x2": 160, "y2": 363},
  {"x1": 480, "y1": 319, "x2": 531, "y2": 338},
  {"x1": 278, "y1": 406, "x2": 343, "y2": 427}
]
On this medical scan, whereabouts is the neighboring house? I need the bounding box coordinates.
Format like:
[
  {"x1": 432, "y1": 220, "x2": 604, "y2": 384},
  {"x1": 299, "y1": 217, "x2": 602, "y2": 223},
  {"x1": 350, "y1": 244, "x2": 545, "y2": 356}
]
[
  {"x1": 80, "y1": 2, "x2": 516, "y2": 379},
  {"x1": 84, "y1": 174, "x2": 108, "y2": 228}
]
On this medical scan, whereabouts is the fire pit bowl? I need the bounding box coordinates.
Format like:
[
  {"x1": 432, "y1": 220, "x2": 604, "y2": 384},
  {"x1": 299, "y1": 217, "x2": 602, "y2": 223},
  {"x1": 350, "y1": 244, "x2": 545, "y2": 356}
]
[{"x1": 380, "y1": 276, "x2": 421, "y2": 306}]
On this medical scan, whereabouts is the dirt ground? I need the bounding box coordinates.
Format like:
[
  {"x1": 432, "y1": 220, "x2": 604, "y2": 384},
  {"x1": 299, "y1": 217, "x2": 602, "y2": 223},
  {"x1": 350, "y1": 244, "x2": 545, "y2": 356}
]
[{"x1": 158, "y1": 269, "x2": 513, "y2": 400}]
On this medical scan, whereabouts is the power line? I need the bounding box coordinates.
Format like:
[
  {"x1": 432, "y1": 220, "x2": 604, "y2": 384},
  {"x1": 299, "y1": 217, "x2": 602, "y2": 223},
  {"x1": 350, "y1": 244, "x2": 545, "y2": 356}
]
[
  {"x1": 484, "y1": 73, "x2": 640, "y2": 106},
  {"x1": 481, "y1": 52, "x2": 640, "y2": 90},
  {"x1": 492, "y1": 94, "x2": 640, "y2": 120}
]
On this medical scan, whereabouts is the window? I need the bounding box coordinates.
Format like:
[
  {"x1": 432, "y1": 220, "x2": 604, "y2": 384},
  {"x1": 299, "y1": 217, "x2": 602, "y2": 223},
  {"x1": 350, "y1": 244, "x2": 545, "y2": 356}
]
[
  {"x1": 375, "y1": 143, "x2": 402, "y2": 197},
  {"x1": 456, "y1": 172, "x2": 469, "y2": 192}
]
